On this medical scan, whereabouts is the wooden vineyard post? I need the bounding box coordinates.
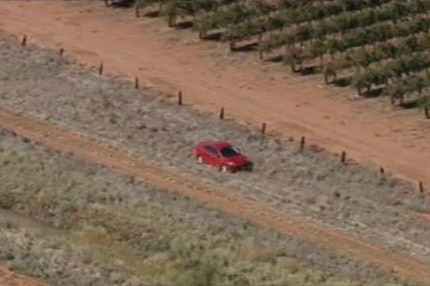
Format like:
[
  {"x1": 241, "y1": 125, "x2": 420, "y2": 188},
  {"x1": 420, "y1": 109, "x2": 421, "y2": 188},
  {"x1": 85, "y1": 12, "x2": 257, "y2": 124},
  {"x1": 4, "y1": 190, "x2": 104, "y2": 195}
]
[
  {"x1": 261, "y1": 122, "x2": 266, "y2": 135},
  {"x1": 178, "y1": 91, "x2": 183, "y2": 106},
  {"x1": 340, "y1": 151, "x2": 346, "y2": 164},
  {"x1": 99, "y1": 62, "x2": 104, "y2": 75},
  {"x1": 134, "y1": 76, "x2": 139, "y2": 89},
  {"x1": 299, "y1": 136, "x2": 305, "y2": 152},
  {"x1": 21, "y1": 35, "x2": 27, "y2": 47},
  {"x1": 219, "y1": 107, "x2": 225, "y2": 120},
  {"x1": 419, "y1": 181, "x2": 424, "y2": 193}
]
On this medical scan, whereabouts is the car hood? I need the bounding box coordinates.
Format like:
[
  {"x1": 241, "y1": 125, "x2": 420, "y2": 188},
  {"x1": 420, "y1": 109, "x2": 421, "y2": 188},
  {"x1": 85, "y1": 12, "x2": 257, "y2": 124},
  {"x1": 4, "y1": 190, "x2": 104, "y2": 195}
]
[{"x1": 225, "y1": 155, "x2": 250, "y2": 166}]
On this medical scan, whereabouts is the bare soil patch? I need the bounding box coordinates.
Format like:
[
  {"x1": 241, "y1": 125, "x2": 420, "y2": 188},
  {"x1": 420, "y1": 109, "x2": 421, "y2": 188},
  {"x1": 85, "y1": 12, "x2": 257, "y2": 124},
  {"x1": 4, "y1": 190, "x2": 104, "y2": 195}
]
[{"x1": 0, "y1": 265, "x2": 44, "y2": 286}]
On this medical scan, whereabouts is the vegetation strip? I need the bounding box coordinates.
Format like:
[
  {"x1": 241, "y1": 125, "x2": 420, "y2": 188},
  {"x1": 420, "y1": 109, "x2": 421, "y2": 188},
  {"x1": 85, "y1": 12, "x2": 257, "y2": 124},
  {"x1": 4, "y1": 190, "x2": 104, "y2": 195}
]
[
  {"x1": 129, "y1": 0, "x2": 430, "y2": 110},
  {"x1": 0, "y1": 107, "x2": 429, "y2": 285}
]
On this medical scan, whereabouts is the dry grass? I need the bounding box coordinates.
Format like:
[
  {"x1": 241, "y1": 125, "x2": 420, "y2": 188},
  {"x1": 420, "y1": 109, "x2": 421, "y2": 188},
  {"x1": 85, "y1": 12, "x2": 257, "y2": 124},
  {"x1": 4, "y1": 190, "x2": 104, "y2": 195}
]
[
  {"x1": 0, "y1": 133, "x2": 410, "y2": 286},
  {"x1": 0, "y1": 220, "x2": 140, "y2": 286}
]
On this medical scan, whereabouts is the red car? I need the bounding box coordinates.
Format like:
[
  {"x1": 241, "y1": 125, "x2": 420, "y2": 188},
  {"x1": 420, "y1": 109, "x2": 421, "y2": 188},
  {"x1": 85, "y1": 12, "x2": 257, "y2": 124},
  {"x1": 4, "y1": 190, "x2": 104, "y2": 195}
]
[{"x1": 194, "y1": 141, "x2": 253, "y2": 173}]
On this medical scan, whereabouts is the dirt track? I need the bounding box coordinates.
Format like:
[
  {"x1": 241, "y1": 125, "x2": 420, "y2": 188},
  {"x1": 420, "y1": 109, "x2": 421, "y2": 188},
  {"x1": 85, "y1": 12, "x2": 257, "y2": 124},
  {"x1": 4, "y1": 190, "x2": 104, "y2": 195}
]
[
  {"x1": 1, "y1": 1, "x2": 430, "y2": 187},
  {"x1": 0, "y1": 107, "x2": 429, "y2": 285}
]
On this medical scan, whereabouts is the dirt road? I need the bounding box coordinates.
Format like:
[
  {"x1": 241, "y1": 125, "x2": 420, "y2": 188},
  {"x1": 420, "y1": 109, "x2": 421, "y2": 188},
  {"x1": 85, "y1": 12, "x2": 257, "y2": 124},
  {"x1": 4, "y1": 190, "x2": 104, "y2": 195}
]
[
  {"x1": 0, "y1": 107, "x2": 429, "y2": 285},
  {"x1": 0, "y1": 1, "x2": 429, "y2": 187}
]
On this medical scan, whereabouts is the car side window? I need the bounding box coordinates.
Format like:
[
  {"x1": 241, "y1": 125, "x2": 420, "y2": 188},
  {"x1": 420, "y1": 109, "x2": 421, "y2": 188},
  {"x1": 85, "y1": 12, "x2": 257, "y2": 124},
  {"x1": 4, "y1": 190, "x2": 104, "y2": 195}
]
[{"x1": 204, "y1": 146, "x2": 219, "y2": 157}]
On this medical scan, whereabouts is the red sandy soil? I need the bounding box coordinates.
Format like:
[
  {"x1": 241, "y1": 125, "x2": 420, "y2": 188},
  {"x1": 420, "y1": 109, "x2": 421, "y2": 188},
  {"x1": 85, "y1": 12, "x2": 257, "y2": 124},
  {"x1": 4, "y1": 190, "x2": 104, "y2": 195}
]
[
  {"x1": 0, "y1": 2, "x2": 429, "y2": 190},
  {"x1": 0, "y1": 106, "x2": 429, "y2": 285},
  {"x1": 0, "y1": 266, "x2": 44, "y2": 286},
  {"x1": 419, "y1": 213, "x2": 430, "y2": 222}
]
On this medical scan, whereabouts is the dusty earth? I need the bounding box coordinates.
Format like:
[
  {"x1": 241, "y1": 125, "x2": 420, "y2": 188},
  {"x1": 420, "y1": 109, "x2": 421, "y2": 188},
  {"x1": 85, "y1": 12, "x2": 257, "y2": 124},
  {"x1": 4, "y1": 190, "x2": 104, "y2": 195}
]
[
  {"x1": 0, "y1": 34, "x2": 430, "y2": 285},
  {"x1": 0, "y1": 266, "x2": 44, "y2": 286},
  {"x1": 0, "y1": 0, "x2": 430, "y2": 188}
]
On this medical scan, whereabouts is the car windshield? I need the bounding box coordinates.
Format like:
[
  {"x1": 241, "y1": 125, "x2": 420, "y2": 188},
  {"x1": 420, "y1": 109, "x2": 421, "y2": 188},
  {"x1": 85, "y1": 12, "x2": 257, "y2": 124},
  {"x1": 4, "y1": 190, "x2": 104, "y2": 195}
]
[{"x1": 220, "y1": 147, "x2": 240, "y2": 158}]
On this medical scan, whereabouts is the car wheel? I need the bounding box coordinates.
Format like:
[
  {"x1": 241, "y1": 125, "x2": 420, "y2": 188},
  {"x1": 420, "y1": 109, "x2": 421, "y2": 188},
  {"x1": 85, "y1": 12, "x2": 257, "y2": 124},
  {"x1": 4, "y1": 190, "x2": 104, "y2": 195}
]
[{"x1": 197, "y1": 156, "x2": 203, "y2": 164}]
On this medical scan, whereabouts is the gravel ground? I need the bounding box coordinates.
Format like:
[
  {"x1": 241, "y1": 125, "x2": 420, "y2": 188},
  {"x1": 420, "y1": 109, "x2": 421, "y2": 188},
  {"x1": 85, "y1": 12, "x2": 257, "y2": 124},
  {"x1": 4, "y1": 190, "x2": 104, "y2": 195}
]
[
  {"x1": 0, "y1": 132, "x2": 404, "y2": 286},
  {"x1": 0, "y1": 33, "x2": 429, "y2": 263}
]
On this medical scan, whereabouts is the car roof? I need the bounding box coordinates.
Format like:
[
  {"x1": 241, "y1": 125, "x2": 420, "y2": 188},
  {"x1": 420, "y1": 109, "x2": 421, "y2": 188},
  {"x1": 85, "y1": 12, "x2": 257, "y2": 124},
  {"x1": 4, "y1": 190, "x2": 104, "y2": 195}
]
[{"x1": 204, "y1": 141, "x2": 232, "y2": 150}]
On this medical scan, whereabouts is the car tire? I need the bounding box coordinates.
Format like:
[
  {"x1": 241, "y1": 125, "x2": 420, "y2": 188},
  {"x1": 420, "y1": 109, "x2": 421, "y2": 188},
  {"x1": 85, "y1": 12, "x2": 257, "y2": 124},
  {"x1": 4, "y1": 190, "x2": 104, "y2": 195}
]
[{"x1": 197, "y1": 156, "x2": 203, "y2": 164}]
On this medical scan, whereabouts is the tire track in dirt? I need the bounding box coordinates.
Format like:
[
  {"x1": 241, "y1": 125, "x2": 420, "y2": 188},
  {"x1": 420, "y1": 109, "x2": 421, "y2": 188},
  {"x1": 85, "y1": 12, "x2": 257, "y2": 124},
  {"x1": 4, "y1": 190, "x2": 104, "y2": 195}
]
[{"x1": 0, "y1": 107, "x2": 429, "y2": 285}]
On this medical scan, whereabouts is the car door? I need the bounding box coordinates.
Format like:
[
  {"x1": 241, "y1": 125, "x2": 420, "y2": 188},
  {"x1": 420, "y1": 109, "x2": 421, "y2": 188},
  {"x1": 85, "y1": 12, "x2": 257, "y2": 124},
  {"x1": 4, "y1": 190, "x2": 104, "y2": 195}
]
[{"x1": 203, "y1": 145, "x2": 221, "y2": 167}]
